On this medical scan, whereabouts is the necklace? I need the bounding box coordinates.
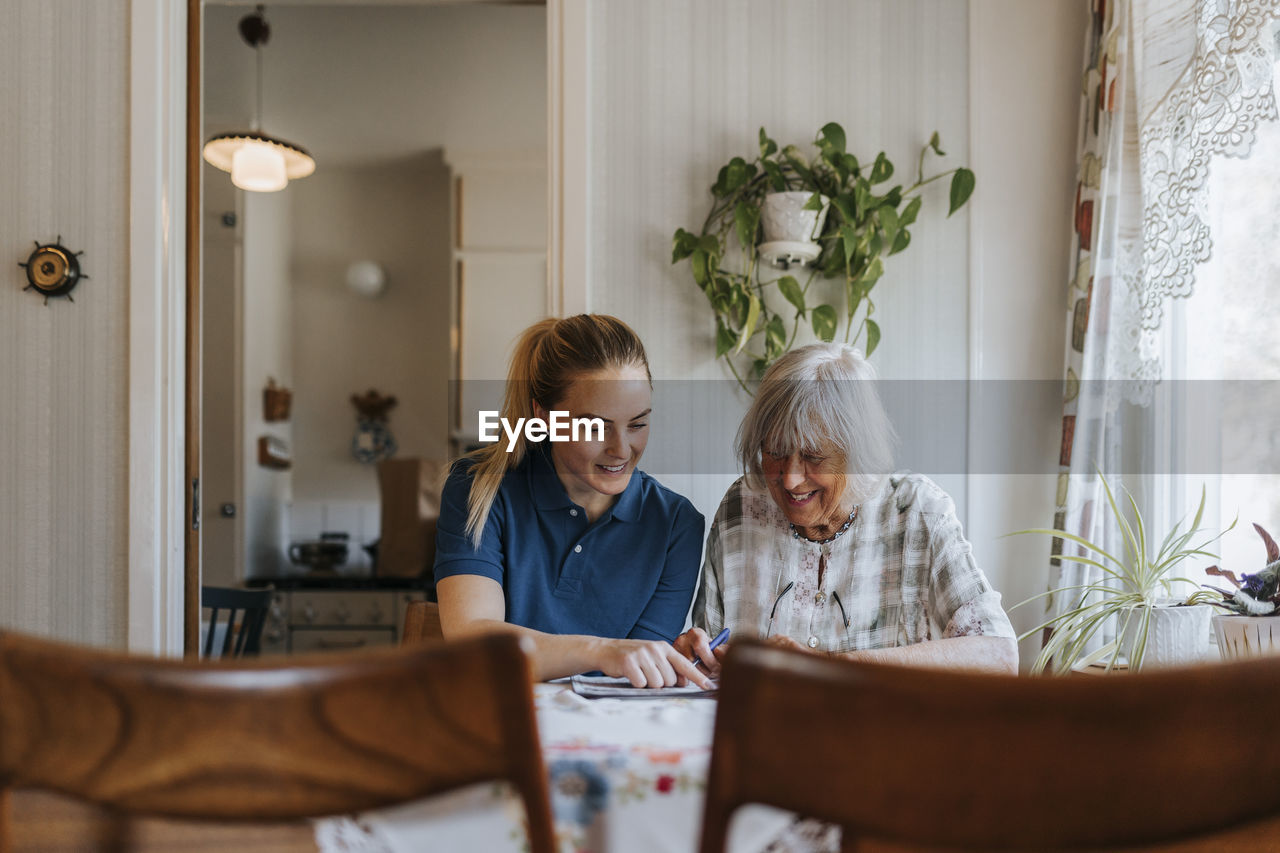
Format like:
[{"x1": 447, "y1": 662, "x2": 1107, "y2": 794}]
[{"x1": 789, "y1": 504, "x2": 859, "y2": 545}]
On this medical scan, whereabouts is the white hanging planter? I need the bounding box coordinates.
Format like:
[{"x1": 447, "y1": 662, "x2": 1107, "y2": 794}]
[
  {"x1": 1117, "y1": 603, "x2": 1211, "y2": 669},
  {"x1": 1213, "y1": 614, "x2": 1280, "y2": 660},
  {"x1": 758, "y1": 191, "x2": 830, "y2": 269}
]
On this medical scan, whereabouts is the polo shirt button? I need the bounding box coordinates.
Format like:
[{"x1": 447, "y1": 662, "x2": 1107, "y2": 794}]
[
  {"x1": 807, "y1": 636, "x2": 819, "y2": 649},
  {"x1": 574, "y1": 545, "x2": 582, "y2": 553},
  {"x1": 570, "y1": 509, "x2": 578, "y2": 517},
  {"x1": 814, "y1": 591, "x2": 826, "y2": 604}
]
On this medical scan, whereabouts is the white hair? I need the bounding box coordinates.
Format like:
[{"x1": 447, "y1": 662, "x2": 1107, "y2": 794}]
[{"x1": 736, "y1": 343, "x2": 897, "y2": 505}]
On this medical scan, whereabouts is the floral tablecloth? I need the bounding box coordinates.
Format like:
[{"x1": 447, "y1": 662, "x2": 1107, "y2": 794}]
[{"x1": 314, "y1": 683, "x2": 803, "y2": 853}]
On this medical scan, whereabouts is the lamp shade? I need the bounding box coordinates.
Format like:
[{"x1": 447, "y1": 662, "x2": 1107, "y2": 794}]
[
  {"x1": 203, "y1": 132, "x2": 316, "y2": 193},
  {"x1": 231, "y1": 141, "x2": 287, "y2": 192}
]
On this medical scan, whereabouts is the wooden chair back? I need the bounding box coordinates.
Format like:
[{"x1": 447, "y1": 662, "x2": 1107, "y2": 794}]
[
  {"x1": 0, "y1": 631, "x2": 553, "y2": 853},
  {"x1": 700, "y1": 641, "x2": 1280, "y2": 852},
  {"x1": 201, "y1": 585, "x2": 272, "y2": 658},
  {"x1": 401, "y1": 600, "x2": 445, "y2": 644}
]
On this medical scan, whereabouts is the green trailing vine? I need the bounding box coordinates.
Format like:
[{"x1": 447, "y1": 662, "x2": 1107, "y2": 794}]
[{"x1": 672, "y1": 122, "x2": 974, "y2": 392}]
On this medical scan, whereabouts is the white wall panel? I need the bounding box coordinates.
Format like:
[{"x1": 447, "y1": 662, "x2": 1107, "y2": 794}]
[
  {"x1": 242, "y1": 190, "x2": 294, "y2": 579},
  {"x1": 287, "y1": 156, "x2": 451, "y2": 510},
  {"x1": 965, "y1": 0, "x2": 1086, "y2": 665},
  {"x1": 0, "y1": 0, "x2": 129, "y2": 646},
  {"x1": 581, "y1": 2, "x2": 1084, "y2": 660},
  {"x1": 585, "y1": 0, "x2": 972, "y2": 523}
]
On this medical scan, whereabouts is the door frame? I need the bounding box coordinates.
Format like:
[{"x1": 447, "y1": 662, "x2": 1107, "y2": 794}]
[
  {"x1": 547, "y1": 0, "x2": 589, "y2": 316},
  {"x1": 125, "y1": 0, "x2": 192, "y2": 655}
]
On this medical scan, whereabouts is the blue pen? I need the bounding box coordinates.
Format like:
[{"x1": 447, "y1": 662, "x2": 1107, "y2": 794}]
[{"x1": 693, "y1": 627, "x2": 731, "y2": 670}]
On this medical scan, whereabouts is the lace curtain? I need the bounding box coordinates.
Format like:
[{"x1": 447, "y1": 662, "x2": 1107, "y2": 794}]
[
  {"x1": 1045, "y1": 0, "x2": 1280, "y2": 648},
  {"x1": 1134, "y1": 0, "x2": 1280, "y2": 331}
]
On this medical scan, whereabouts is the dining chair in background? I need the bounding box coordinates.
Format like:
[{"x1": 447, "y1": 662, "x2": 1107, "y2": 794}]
[
  {"x1": 700, "y1": 641, "x2": 1280, "y2": 853},
  {"x1": 0, "y1": 630, "x2": 555, "y2": 853},
  {"x1": 200, "y1": 585, "x2": 272, "y2": 658},
  {"x1": 401, "y1": 600, "x2": 445, "y2": 644}
]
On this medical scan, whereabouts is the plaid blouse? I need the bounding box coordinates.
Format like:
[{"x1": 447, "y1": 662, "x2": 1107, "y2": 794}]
[{"x1": 693, "y1": 472, "x2": 1015, "y2": 653}]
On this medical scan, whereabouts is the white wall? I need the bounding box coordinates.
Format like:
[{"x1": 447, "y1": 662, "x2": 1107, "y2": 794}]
[
  {"x1": 966, "y1": 0, "x2": 1086, "y2": 665},
  {"x1": 288, "y1": 154, "x2": 451, "y2": 560},
  {"x1": 584, "y1": 0, "x2": 972, "y2": 538},
  {"x1": 289, "y1": 155, "x2": 452, "y2": 502},
  {"x1": 241, "y1": 191, "x2": 294, "y2": 579},
  {"x1": 204, "y1": 4, "x2": 547, "y2": 167},
  {"x1": 580, "y1": 0, "x2": 1085, "y2": 665},
  {"x1": 0, "y1": 1, "x2": 130, "y2": 646}
]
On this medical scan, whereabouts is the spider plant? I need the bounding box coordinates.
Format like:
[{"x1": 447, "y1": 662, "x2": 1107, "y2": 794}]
[{"x1": 1012, "y1": 474, "x2": 1233, "y2": 674}]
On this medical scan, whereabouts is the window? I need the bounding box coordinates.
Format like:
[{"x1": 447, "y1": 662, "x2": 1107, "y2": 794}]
[{"x1": 1181, "y1": 47, "x2": 1280, "y2": 577}]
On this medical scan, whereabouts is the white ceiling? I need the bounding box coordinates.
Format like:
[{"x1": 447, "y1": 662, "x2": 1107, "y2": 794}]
[{"x1": 203, "y1": 2, "x2": 547, "y2": 167}]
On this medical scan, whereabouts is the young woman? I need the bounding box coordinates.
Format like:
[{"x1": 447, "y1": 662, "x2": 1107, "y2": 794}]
[{"x1": 434, "y1": 314, "x2": 710, "y2": 688}]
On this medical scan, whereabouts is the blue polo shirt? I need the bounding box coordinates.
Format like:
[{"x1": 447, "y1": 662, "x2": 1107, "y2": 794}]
[{"x1": 434, "y1": 446, "x2": 705, "y2": 642}]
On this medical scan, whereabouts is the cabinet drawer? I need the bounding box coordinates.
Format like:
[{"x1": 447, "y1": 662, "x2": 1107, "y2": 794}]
[
  {"x1": 288, "y1": 591, "x2": 397, "y2": 627},
  {"x1": 290, "y1": 628, "x2": 395, "y2": 653}
]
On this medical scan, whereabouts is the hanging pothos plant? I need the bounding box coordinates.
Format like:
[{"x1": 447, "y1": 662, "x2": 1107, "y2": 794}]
[{"x1": 672, "y1": 122, "x2": 974, "y2": 392}]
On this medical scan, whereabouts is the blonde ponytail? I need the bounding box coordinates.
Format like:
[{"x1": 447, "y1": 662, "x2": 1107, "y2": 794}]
[{"x1": 461, "y1": 314, "x2": 650, "y2": 548}]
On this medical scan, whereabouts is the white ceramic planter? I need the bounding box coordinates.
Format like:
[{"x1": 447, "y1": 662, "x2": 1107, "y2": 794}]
[
  {"x1": 1117, "y1": 603, "x2": 1211, "y2": 669},
  {"x1": 758, "y1": 191, "x2": 830, "y2": 268},
  {"x1": 1213, "y1": 614, "x2": 1280, "y2": 660},
  {"x1": 760, "y1": 191, "x2": 829, "y2": 242}
]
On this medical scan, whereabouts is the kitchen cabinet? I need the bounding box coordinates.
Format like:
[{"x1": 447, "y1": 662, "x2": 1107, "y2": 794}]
[{"x1": 258, "y1": 586, "x2": 428, "y2": 654}]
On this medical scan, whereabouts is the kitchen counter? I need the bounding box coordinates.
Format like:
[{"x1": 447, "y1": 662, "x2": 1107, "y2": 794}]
[{"x1": 246, "y1": 575, "x2": 434, "y2": 593}]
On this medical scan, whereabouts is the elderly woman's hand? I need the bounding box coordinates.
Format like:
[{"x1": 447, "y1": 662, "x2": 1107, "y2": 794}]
[{"x1": 673, "y1": 627, "x2": 728, "y2": 677}]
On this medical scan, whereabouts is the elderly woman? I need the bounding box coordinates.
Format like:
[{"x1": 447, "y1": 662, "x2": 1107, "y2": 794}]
[{"x1": 676, "y1": 343, "x2": 1017, "y2": 674}]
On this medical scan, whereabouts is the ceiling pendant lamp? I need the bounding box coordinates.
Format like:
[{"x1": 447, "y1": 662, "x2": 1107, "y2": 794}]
[{"x1": 203, "y1": 5, "x2": 314, "y2": 193}]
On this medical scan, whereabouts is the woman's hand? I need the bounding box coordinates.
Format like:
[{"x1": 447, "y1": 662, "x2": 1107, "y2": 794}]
[
  {"x1": 673, "y1": 627, "x2": 729, "y2": 677},
  {"x1": 593, "y1": 638, "x2": 713, "y2": 690}
]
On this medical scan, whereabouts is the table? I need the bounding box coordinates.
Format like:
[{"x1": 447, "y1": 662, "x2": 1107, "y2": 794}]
[{"x1": 314, "y1": 683, "x2": 801, "y2": 853}]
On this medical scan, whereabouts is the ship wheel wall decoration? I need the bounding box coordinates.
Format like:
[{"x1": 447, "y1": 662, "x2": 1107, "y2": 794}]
[{"x1": 18, "y1": 237, "x2": 88, "y2": 305}]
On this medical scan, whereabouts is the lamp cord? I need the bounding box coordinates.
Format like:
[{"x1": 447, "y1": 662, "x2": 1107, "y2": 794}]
[{"x1": 253, "y1": 42, "x2": 263, "y2": 132}]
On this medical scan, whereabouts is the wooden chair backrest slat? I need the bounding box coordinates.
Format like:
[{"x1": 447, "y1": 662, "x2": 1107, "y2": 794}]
[
  {"x1": 201, "y1": 586, "x2": 272, "y2": 658},
  {"x1": 700, "y1": 641, "x2": 1280, "y2": 853},
  {"x1": 0, "y1": 631, "x2": 553, "y2": 853},
  {"x1": 401, "y1": 600, "x2": 445, "y2": 644}
]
